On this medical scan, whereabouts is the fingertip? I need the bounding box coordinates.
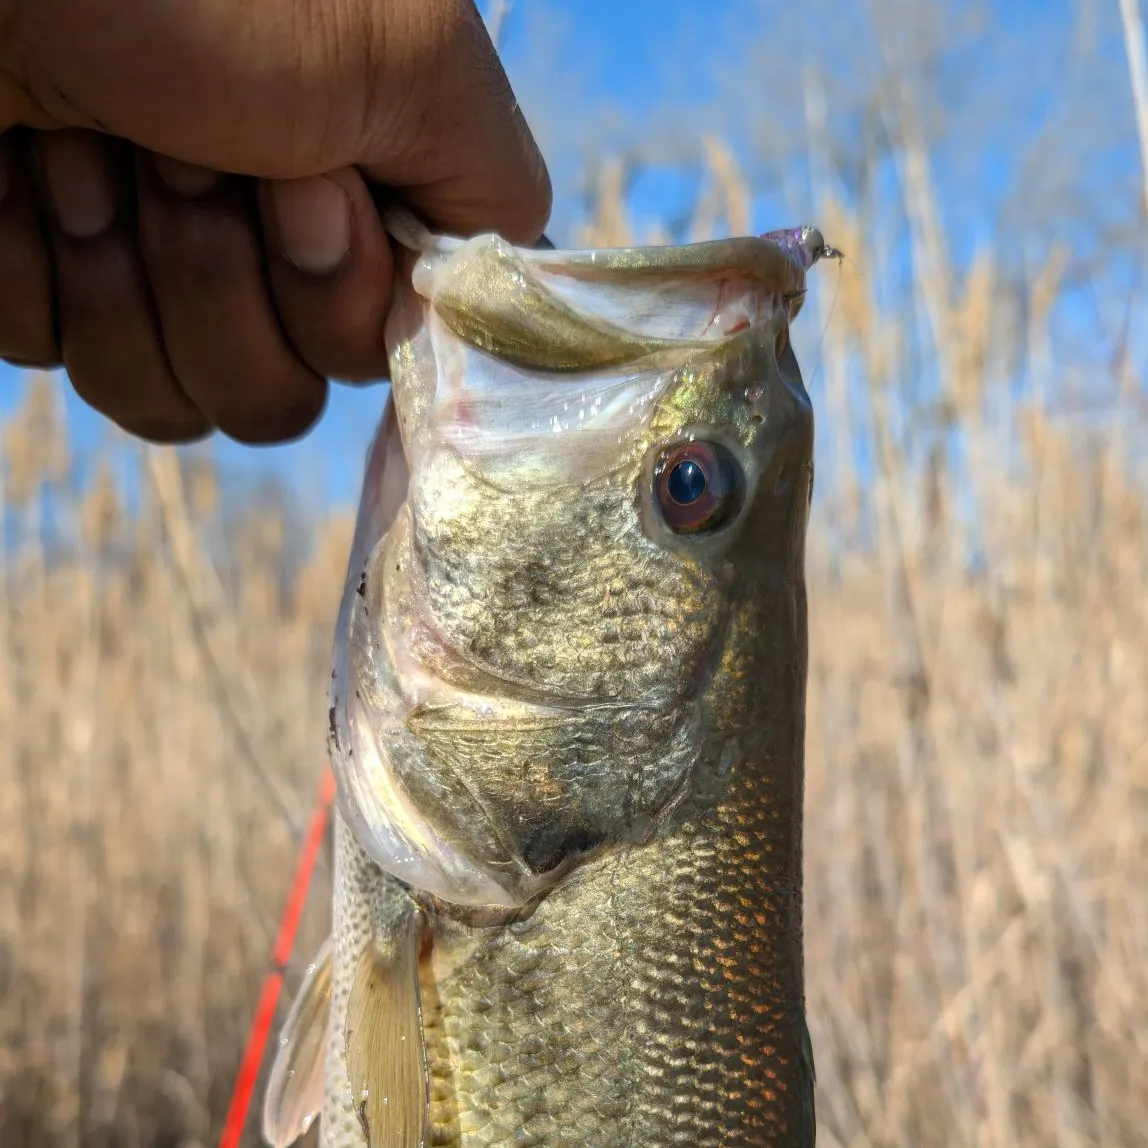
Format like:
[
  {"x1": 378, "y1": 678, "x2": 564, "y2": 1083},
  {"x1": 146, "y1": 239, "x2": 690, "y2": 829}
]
[
  {"x1": 257, "y1": 168, "x2": 395, "y2": 383},
  {"x1": 224, "y1": 384, "x2": 329, "y2": 446},
  {"x1": 354, "y1": 0, "x2": 552, "y2": 246},
  {"x1": 35, "y1": 129, "x2": 120, "y2": 240},
  {"x1": 393, "y1": 115, "x2": 553, "y2": 247},
  {"x1": 500, "y1": 105, "x2": 554, "y2": 245},
  {"x1": 267, "y1": 175, "x2": 352, "y2": 276},
  {"x1": 26, "y1": 131, "x2": 216, "y2": 440},
  {"x1": 517, "y1": 144, "x2": 554, "y2": 246},
  {"x1": 472, "y1": 122, "x2": 553, "y2": 246}
]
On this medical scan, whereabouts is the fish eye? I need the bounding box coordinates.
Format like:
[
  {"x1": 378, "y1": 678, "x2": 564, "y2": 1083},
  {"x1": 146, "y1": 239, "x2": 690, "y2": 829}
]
[{"x1": 654, "y1": 441, "x2": 745, "y2": 534}]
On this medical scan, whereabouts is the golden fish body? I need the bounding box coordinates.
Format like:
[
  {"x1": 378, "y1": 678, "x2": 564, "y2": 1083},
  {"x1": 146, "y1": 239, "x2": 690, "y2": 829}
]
[{"x1": 262, "y1": 211, "x2": 832, "y2": 1148}]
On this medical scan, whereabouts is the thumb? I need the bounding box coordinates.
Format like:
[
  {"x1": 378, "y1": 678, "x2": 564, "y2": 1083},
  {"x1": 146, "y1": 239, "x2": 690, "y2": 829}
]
[
  {"x1": 351, "y1": 0, "x2": 553, "y2": 244},
  {"x1": 0, "y1": 0, "x2": 551, "y2": 242}
]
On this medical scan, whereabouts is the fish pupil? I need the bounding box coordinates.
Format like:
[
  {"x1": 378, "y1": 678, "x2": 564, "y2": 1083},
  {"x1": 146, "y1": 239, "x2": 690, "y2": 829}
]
[{"x1": 668, "y1": 459, "x2": 707, "y2": 505}]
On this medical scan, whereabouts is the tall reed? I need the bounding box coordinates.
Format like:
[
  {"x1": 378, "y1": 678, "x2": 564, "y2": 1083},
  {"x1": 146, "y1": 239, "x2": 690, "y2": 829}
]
[{"x1": 1, "y1": 122, "x2": 1144, "y2": 1147}]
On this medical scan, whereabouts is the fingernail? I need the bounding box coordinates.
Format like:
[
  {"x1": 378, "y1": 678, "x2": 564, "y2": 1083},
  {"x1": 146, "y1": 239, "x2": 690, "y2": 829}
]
[
  {"x1": 37, "y1": 132, "x2": 117, "y2": 239},
  {"x1": 152, "y1": 154, "x2": 221, "y2": 198},
  {"x1": 271, "y1": 176, "x2": 351, "y2": 274}
]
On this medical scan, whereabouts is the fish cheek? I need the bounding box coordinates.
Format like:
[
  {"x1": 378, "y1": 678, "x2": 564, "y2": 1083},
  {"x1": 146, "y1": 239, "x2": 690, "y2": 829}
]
[{"x1": 395, "y1": 462, "x2": 736, "y2": 884}]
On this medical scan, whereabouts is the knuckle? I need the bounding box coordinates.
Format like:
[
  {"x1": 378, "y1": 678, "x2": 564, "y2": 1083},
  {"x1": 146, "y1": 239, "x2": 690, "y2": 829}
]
[
  {"x1": 289, "y1": 325, "x2": 391, "y2": 384},
  {"x1": 1, "y1": 345, "x2": 60, "y2": 368},
  {"x1": 66, "y1": 364, "x2": 209, "y2": 444},
  {"x1": 213, "y1": 387, "x2": 327, "y2": 446},
  {"x1": 119, "y1": 413, "x2": 212, "y2": 445}
]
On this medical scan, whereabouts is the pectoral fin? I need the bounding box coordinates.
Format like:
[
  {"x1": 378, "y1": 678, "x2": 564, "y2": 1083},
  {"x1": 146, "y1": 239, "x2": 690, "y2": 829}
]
[
  {"x1": 261, "y1": 939, "x2": 332, "y2": 1148},
  {"x1": 345, "y1": 909, "x2": 429, "y2": 1148}
]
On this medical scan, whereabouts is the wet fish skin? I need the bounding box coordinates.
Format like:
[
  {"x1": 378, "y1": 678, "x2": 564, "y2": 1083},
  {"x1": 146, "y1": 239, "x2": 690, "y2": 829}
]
[
  {"x1": 419, "y1": 584, "x2": 815, "y2": 1146},
  {"x1": 265, "y1": 212, "x2": 828, "y2": 1148},
  {"x1": 412, "y1": 342, "x2": 816, "y2": 1145}
]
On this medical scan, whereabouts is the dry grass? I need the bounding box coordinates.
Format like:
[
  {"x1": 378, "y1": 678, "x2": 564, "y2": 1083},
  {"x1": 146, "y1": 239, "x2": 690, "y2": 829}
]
[
  {"x1": 0, "y1": 391, "x2": 344, "y2": 1146},
  {"x1": 2, "y1": 136, "x2": 1146, "y2": 1148}
]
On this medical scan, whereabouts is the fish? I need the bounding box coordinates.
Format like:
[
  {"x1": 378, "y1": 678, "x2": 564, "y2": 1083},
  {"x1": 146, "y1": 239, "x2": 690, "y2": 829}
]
[{"x1": 261, "y1": 207, "x2": 835, "y2": 1148}]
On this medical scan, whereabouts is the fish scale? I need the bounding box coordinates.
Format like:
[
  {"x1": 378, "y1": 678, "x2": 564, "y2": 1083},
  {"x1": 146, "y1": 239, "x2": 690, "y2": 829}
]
[
  {"x1": 263, "y1": 210, "x2": 832, "y2": 1148},
  {"x1": 417, "y1": 743, "x2": 813, "y2": 1145}
]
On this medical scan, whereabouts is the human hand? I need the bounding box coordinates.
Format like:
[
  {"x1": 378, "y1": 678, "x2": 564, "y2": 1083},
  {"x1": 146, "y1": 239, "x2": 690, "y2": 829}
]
[{"x1": 0, "y1": 0, "x2": 550, "y2": 443}]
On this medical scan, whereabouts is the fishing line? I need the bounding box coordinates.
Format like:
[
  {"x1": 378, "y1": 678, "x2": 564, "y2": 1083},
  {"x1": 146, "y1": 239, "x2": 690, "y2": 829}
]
[
  {"x1": 803, "y1": 247, "x2": 849, "y2": 394},
  {"x1": 218, "y1": 763, "x2": 337, "y2": 1148}
]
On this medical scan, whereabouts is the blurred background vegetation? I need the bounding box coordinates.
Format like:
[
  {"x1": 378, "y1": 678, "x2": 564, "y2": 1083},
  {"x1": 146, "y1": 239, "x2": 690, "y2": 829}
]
[{"x1": 2, "y1": 0, "x2": 1147, "y2": 1144}]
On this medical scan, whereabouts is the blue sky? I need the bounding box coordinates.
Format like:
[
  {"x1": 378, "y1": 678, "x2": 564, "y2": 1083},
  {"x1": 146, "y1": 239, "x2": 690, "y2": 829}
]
[{"x1": 1, "y1": 0, "x2": 1139, "y2": 510}]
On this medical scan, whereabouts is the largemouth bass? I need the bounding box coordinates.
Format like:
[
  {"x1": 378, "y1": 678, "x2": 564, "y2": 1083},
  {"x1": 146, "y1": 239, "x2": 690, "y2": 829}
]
[{"x1": 262, "y1": 210, "x2": 836, "y2": 1148}]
